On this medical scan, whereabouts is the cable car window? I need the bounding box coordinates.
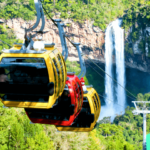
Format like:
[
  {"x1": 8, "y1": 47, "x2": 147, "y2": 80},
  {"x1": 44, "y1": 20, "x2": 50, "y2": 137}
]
[
  {"x1": 77, "y1": 82, "x2": 82, "y2": 109},
  {"x1": 0, "y1": 59, "x2": 49, "y2": 84},
  {"x1": 92, "y1": 96, "x2": 97, "y2": 110},
  {"x1": 57, "y1": 54, "x2": 64, "y2": 91},
  {"x1": 94, "y1": 93, "x2": 99, "y2": 107},
  {"x1": 51, "y1": 61, "x2": 57, "y2": 95},
  {"x1": 0, "y1": 57, "x2": 49, "y2": 102},
  {"x1": 52, "y1": 58, "x2": 60, "y2": 96}
]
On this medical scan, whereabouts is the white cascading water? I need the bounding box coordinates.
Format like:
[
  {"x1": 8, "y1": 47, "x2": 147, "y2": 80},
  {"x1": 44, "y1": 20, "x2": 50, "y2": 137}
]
[
  {"x1": 114, "y1": 19, "x2": 126, "y2": 112},
  {"x1": 99, "y1": 19, "x2": 126, "y2": 121},
  {"x1": 104, "y1": 23, "x2": 114, "y2": 106}
]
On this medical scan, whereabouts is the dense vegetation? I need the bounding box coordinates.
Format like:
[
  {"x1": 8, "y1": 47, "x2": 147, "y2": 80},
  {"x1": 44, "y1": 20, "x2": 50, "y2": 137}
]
[
  {"x1": 0, "y1": 24, "x2": 22, "y2": 51},
  {"x1": 122, "y1": 1, "x2": 150, "y2": 56},
  {"x1": 0, "y1": 101, "x2": 136, "y2": 150},
  {"x1": 97, "y1": 92, "x2": 150, "y2": 150},
  {"x1": 0, "y1": 0, "x2": 146, "y2": 31},
  {"x1": 2, "y1": 93, "x2": 150, "y2": 149}
]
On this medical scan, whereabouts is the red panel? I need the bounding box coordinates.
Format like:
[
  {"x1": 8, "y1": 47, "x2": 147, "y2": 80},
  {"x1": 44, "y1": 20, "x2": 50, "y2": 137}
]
[{"x1": 25, "y1": 74, "x2": 84, "y2": 126}]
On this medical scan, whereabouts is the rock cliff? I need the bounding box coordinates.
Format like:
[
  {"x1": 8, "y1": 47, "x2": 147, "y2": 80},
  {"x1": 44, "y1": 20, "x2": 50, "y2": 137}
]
[
  {"x1": 0, "y1": 18, "x2": 105, "y2": 62},
  {"x1": 1, "y1": 18, "x2": 150, "y2": 73},
  {"x1": 124, "y1": 25, "x2": 150, "y2": 73}
]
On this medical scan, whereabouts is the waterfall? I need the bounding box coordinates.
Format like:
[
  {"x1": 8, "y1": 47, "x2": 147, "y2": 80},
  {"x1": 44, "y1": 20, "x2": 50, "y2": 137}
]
[
  {"x1": 100, "y1": 19, "x2": 126, "y2": 121},
  {"x1": 114, "y1": 19, "x2": 126, "y2": 111},
  {"x1": 104, "y1": 23, "x2": 114, "y2": 106}
]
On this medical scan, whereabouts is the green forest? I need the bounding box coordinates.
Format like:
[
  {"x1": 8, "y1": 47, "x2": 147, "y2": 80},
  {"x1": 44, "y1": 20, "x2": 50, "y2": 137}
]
[
  {"x1": 1, "y1": 92, "x2": 150, "y2": 149},
  {"x1": 0, "y1": 25, "x2": 22, "y2": 51},
  {"x1": 122, "y1": 1, "x2": 150, "y2": 56},
  {"x1": 0, "y1": 0, "x2": 149, "y2": 30}
]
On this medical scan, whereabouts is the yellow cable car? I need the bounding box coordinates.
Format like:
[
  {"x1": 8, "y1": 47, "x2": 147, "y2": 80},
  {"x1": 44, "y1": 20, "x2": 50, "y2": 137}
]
[
  {"x1": 55, "y1": 86, "x2": 101, "y2": 132},
  {"x1": 0, "y1": 43, "x2": 67, "y2": 109}
]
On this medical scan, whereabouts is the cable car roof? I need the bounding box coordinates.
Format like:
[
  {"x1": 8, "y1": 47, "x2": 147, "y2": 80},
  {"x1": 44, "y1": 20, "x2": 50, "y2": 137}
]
[{"x1": 2, "y1": 43, "x2": 55, "y2": 54}]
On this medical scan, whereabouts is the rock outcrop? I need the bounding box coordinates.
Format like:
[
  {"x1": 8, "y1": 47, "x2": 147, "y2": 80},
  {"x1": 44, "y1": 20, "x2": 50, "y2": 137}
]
[
  {"x1": 124, "y1": 25, "x2": 150, "y2": 73},
  {"x1": 1, "y1": 18, "x2": 105, "y2": 62},
  {"x1": 1, "y1": 17, "x2": 150, "y2": 73}
]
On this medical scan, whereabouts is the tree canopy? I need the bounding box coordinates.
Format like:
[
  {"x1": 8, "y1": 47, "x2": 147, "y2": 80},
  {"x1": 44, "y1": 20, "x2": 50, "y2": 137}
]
[{"x1": 0, "y1": 0, "x2": 148, "y2": 30}]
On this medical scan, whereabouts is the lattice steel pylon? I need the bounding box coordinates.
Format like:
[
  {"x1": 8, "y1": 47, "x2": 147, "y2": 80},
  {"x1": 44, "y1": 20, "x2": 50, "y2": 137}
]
[{"x1": 132, "y1": 101, "x2": 150, "y2": 150}]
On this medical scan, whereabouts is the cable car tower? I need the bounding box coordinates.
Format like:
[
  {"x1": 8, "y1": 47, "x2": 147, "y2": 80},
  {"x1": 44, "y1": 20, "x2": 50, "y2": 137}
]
[{"x1": 132, "y1": 101, "x2": 150, "y2": 150}]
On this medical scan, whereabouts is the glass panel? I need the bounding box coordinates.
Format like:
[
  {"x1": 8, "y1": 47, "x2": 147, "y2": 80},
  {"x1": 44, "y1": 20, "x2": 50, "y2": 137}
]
[
  {"x1": 52, "y1": 58, "x2": 60, "y2": 96},
  {"x1": 0, "y1": 65, "x2": 49, "y2": 84},
  {"x1": 77, "y1": 82, "x2": 82, "y2": 109},
  {"x1": 51, "y1": 60, "x2": 57, "y2": 95},
  {"x1": 92, "y1": 96, "x2": 97, "y2": 110},
  {"x1": 0, "y1": 58, "x2": 49, "y2": 102},
  {"x1": 94, "y1": 93, "x2": 99, "y2": 107},
  {"x1": 57, "y1": 54, "x2": 64, "y2": 92}
]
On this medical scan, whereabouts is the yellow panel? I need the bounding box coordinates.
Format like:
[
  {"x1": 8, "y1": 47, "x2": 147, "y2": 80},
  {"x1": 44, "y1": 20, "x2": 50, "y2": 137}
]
[
  {"x1": 56, "y1": 87, "x2": 101, "y2": 132},
  {"x1": 0, "y1": 50, "x2": 59, "y2": 109},
  {"x1": 0, "y1": 47, "x2": 66, "y2": 109},
  {"x1": 95, "y1": 92, "x2": 101, "y2": 121},
  {"x1": 49, "y1": 52, "x2": 59, "y2": 97},
  {"x1": 53, "y1": 58, "x2": 61, "y2": 97},
  {"x1": 57, "y1": 53, "x2": 67, "y2": 94},
  {"x1": 55, "y1": 55, "x2": 62, "y2": 95},
  {"x1": 11, "y1": 47, "x2": 22, "y2": 50},
  {"x1": 45, "y1": 47, "x2": 54, "y2": 51},
  {"x1": 49, "y1": 48, "x2": 67, "y2": 98},
  {"x1": 56, "y1": 127, "x2": 94, "y2": 132},
  {"x1": 2, "y1": 101, "x2": 48, "y2": 108}
]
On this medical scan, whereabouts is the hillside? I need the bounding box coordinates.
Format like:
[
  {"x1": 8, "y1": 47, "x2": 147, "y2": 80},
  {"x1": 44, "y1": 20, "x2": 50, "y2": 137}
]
[
  {"x1": 2, "y1": 93, "x2": 150, "y2": 149},
  {"x1": 122, "y1": 1, "x2": 150, "y2": 72},
  {"x1": 0, "y1": 101, "x2": 136, "y2": 150},
  {"x1": 0, "y1": 0, "x2": 144, "y2": 30}
]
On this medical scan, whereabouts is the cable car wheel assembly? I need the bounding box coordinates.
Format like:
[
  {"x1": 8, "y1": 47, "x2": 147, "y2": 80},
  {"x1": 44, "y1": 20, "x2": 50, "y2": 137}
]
[{"x1": 0, "y1": 0, "x2": 101, "y2": 132}]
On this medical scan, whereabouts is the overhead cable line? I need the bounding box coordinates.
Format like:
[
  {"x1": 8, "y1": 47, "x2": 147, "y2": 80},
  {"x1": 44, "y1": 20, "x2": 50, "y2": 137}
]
[
  {"x1": 0, "y1": 39, "x2": 12, "y2": 47},
  {"x1": 86, "y1": 60, "x2": 136, "y2": 101},
  {"x1": 86, "y1": 61, "x2": 104, "y2": 78},
  {"x1": 98, "y1": 93, "x2": 125, "y2": 108},
  {"x1": 41, "y1": 4, "x2": 58, "y2": 27},
  {"x1": 84, "y1": 55, "x2": 137, "y2": 99}
]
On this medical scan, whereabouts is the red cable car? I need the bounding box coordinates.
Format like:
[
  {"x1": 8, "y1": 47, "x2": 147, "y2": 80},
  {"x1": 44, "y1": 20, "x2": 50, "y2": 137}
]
[
  {"x1": 25, "y1": 73, "x2": 83, "y2": 126},
  {"x1": 56, "y1": 86, "x2": 101, "y2": 132}
]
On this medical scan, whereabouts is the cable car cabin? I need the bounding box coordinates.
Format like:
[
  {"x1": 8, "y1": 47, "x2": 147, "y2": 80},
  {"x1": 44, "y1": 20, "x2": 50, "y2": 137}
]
[
  {"x1": 25, "y1": 73, "x2": 83, "y2": 126},
  {"x1": 55, "y1": 87, "x2": 101, "y2": 132},
  {"x1": 0, "y1": 43, "x2": 67, "y2": 109}
]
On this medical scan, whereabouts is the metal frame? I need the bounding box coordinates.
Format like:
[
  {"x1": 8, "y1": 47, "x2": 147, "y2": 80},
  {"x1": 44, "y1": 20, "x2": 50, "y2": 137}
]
[
  {"x1": 53, "y1": 20, "x2": 86, "y2": 78},
  {"x1": 53, "y1": 19, "x2": 68, "y2": 61},
  {"x1": 132, "y1": 101, "x2": 150, "y2": 150},
  {"x1": 73, "y1": 42, "x2": 86, "y2": 79},
  {"x1": 3, "y1": 0, "x2": 45, "y2": 54}
]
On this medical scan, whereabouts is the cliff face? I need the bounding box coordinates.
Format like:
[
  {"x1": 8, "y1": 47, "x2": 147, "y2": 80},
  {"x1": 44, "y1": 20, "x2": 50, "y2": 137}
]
[
  {"x1": 1, "y1": 18, "x2": 105, "y2": 62},
  {"x1": 1, "y1": 18, "x2": 150, "y2": 73},
  {"x1": 124, "y1": 26, "x2": 150, "y2": 73}
]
